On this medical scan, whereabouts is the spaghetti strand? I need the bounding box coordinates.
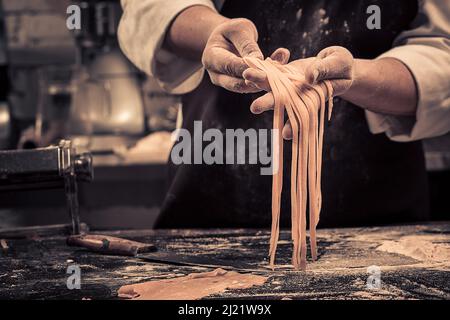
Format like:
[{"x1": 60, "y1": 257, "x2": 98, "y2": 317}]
[{"x1": 245, "y1": 57, "x2": 333, "y2": 270}]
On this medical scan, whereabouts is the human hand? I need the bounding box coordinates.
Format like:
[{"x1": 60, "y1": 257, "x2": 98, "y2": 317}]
[
  {"x1": 243, "y1": 46, "x2": 354, "y2": 139},
  {"x1": 202, "y1": 18, "x2": 264, "y2": 93}
]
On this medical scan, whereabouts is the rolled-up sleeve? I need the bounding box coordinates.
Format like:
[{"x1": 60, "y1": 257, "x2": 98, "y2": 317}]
[
  {"x1": 118, "y1": 0, "x2": 217, "y2": 94},
  {"x1": 365, "y1": 0, "x2": 450, "y2": 142}
]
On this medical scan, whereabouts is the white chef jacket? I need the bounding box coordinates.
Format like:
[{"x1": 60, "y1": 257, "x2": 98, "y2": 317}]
[{"x1": 118, "y1": 0, "x2": 450, "y2": 142}]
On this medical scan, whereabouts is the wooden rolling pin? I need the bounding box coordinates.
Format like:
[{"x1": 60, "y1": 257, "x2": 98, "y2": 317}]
[{"x1": 67, "y1": 234, "x2": 156, "y2": 256}]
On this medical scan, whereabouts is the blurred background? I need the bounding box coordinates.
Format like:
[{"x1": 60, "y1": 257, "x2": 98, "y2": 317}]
[
  {"x1": 0, "y1": 0, "x2": 178, "y2": 230},
  {"x1": 0, "y1": 0, "x2": 448, "y2": 230}
]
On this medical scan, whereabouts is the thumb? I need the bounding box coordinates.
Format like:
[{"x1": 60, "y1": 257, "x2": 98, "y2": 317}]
[
  {"x1": 305, "y1": 46, "x2": 353, "y2": 84},
  {"x1": 235, "y1": 36, "x2": 263, "y2": 60},
  {"x1": 224, "y1": 19, "x2": 263, "y2": 59},
  {"x1": 305, "y1": 58, "x2": 328, "y2": 84}
]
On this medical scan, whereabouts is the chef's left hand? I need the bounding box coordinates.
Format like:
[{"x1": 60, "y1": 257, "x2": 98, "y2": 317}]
[{"x1": 243, "y1": 46, "x2": 354, "y2": 139}]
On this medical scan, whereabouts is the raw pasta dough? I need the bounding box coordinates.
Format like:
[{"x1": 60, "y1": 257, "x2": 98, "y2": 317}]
[
  {"x1": 118, "y1": 268, "x2": 267, "y2": 300},
  {"x1": 245, "y1": 57, "x2": 333, "y2": 270}
]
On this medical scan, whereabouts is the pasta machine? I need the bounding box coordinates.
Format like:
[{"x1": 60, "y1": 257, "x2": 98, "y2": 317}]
[{"x1": 0, "y1": 140, "x2": 93, "y2": 235}]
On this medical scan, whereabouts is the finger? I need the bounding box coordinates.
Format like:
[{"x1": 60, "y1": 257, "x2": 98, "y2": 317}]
[
  {"x1": 270, "y1": 48, "x2": 290, "y2": 64},
  {"x1": 209, "y1": 71, "x2": 260, "y2": 93},
  {"x1": 243, "y1": 68, "x2": 270, "y2": 91},
  {"x1": 202, "y1": 47, "x2": 249, "y2": 78},
  {"x1": 223, "y1": 18, "x2": 264, "y2": 60},
  {"x1": 250, "y1": 92, "x2": 274, "y2": 114},
  {"x1": 305, "y1": 47, "x2": 353, "y2": 84},
  {"x1": 282, "y1": 120, "x2": 293, "y2": 140},
  {"x1": 243, "y1": 48, "x2": 291, "y2": 91}
]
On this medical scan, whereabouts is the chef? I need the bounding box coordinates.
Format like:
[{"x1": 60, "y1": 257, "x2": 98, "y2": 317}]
[{"x1": 118, "y1": 0, "x2": 450, "y2": 228}]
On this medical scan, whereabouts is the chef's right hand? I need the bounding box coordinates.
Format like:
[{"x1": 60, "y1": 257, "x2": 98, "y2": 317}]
[{"x1": 202, "y1": 18, "x2": 264, "y2": 93}]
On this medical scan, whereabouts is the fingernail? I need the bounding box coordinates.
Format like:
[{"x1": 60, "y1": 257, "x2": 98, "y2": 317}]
[
  {"x1": 245, "y1": 79, "x2": 256, "y2": 88},
  {"x1": 251, "y1": 105, "x2": 260, "y2": 114}
]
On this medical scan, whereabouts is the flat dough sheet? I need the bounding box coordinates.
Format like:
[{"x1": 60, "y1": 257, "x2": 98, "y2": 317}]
[{"x1": 118, "y1": 268, "x2": 267, "y2": 300}]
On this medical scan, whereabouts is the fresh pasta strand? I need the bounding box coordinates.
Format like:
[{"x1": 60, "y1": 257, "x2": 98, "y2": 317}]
[{"x1": 244, "y1": 57, "x2": 334, "y2": 270}]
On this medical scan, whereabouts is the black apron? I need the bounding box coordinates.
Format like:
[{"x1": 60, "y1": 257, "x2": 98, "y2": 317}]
[{"x1": 156, "y1": 0, "x2": 429, "y2": 228}]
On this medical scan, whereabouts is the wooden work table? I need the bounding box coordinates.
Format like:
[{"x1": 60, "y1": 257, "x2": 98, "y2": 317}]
[{"x1": 0, "y1": 223, "x2": 449, "y2": 300}]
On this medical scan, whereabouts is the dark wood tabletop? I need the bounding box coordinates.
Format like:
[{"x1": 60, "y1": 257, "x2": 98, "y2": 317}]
[{"x1": 0, "y1": 222, "x2": 449, "y2": 300}]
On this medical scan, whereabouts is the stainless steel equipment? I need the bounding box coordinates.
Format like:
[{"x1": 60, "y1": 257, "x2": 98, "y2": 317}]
[
  {"x1": 0, "y1": 102, "x2": 10, "y2": 149},
  {"x1": 0, "y1": 140, "x2": 93, "y2": 234},
  {"x1": 69, "y1": 49, "x2": 145, "y2": 138},
  {"x1": 68, "y1": 0, "x2": 145, "y2": 152}
]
